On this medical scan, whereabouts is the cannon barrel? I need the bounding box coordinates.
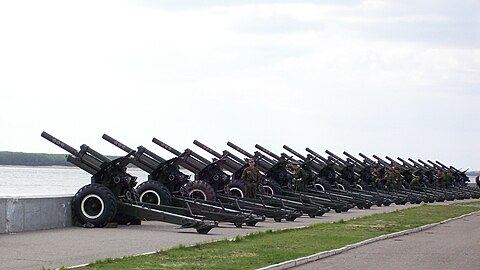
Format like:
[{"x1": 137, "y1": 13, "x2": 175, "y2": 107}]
[
  {"x1": 252, "y1": 151, "x2": 275, "y2": 172},
  {"x1": 152, "y1": 138, "x2": 183, "y2": 156},
  {"x1": 185, "y1": 148, "x2": 210, "y2": 165},
  {"x1": 41, "y1": 131, "x2": 79, "y2": 157},
  {"x1": 102, "y1": 134, "x2": 163, "y2": 173},
  {"x1": 223, "y1": 150, "x2": 246, "y2": 164},
  {"x1": 408, "y1": 158, "x2": 422, "y2": 168},
  {"x1": 305, "y1": 154, "x2": 326, "y2": 171},
  {"x1": 255, "y1": 144, "x2": 281, "y2": 161},
  {"x1": 427, "y1": 160, "x2": 443, "y2": 170},
  {"x1": 102, "y1": 133, "x2": 134, "y2": 153},
  {"x1": 193, "y1": 140, "x2": 222, "y2": 158},
  {"x1": 397, "y1": 157, "x2": 414, "y2": 168},
  {"x1": 193, "y1": 140, "x2": 243, "y2": 172},
  {"x1": 358, "y1": 153, "x2": 375, "y2": 165},
  {"x1": 346, "y1": 158, "x2": 365, "y2": 169},
  {"x1": 325, "y1": 150, "x2": 347, "y2": 164},
  {"x1": 435, "y1": 161, "x2": 450, "y2": 170},
  {"x1": 80, "y1": 144, "x2": 110, "y2": 163},
  {"x1": 254, "y1": 151, "x2": 275, "y2": 166},
  {"x1": 152, "y1": 138, "x2": 205, "y2": 172},
  {"x1": 227, "y1": 141, "x2": 254, "y2": 158},
  {"x1": 343, "y1": 151, "x2": 364, "y2": 166},
  {"x1": 306, "y1": 148, "x2": 346, "y2": 171},
  {"x1": 385, "y1": 156, "x2": 402, "y2": 167},
  {"x1": 372, "y1": 155, "x2": 389, "y2": 166},
  {"x1": 305, "y1": 148, "x2": 328, "y2": 163},
  {"x1": 283, "y1": 145, "x2": 307, "y2": 161},
  {"x1": 418, "y1": 159, "x2": 433, "y2": 169}
]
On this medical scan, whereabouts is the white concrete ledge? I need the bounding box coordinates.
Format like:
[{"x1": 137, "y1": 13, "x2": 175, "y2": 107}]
[{"x1": 0, "y1": 196, "x2": 73, "y2": 233}]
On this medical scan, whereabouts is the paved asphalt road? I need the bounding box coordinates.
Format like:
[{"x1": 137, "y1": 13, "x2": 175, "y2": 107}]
[
  {"x1": 293, "y1": 210, "x2": 480, "y2": 270},
  {"x1": 0, "y1": 200, "x2": 475, "y2": 270}
]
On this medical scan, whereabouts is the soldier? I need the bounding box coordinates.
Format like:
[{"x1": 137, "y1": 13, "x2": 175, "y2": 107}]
[
  {"x1": 290, "y1": 161, "x2": 308, "y2": 192},
  {"x1": 241, "y1": 158, "x2": 260, "y2": 198},
  {"x1": 436, "y1": 171, "x2": 447, "y2": 188},
  {"x1": 384, "y1": 166, "x2": 400, "y2": 191}
]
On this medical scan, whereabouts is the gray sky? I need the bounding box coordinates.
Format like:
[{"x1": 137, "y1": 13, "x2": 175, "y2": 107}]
[{"x1": 0, "y1": 0, "x2": 479, "y2": 170}]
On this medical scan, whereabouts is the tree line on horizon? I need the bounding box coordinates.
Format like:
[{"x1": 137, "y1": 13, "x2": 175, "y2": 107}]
[
  {"x1": 0, "y1": 151, "x2": 478, "y2": 176},
  {"x1": 0, "y1": 151, "x2": 73, "y2": 166},
  {"x1": 0, "y1": 151, "x2": 122, "y2": 167}
]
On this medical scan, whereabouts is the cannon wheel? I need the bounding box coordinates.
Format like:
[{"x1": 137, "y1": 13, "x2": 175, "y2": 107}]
[
  {"x1": 355, "y1": 181, "x2": 366, "y2": 190},
  {"x1": 136, "y1": 180, "x2": 172, "y2": 205},
  {"x1": 187, "y1": 181, "x2": 216, "y2": 201},
  {"x1": 315, "y1": 179, "x2": 331, "y2": 191},
  {"x1": 336, "y1": 179, "x2": 350, "y2": 190},
  {"x1": 72, "y1": 183, "x2": 117, "y2": 228},
  {"x1": 262, "y1": 179, "x2": 283, "y2": 195},
  {"x1": 227, "y1": 180, "x2": 245, "y2": 198}
]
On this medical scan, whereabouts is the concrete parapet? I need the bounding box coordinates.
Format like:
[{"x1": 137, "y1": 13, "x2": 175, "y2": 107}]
[{"x1": 0, "y1": 196, "x2": 72, "y2": 234}]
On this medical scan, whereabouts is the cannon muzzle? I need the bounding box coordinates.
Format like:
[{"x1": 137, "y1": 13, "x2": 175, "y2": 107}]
[{"x1": 41, "y1": 131, "x2": 79, "y2": 156}]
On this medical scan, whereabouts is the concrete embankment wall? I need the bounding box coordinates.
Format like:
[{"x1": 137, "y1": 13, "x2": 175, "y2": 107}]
[
  {"x1": 0, "y1": 183, "x2": 478, "y2": 234},
  {"x1": 0, "y1": 196, "x2": 72, "y2": 234}
]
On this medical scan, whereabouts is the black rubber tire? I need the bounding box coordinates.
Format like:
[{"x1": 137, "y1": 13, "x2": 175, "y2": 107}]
[
  {"x1": 336, "y1": 179, "x2": 350, "y2": 190},
  {"x1": 136, "y1": 180, "x2": 172, "y2": 205},
  {"x1": 314, "y1": 179, "x2": 332, "y2": 191},
  {"x1": 227, "y1": 180, "x2": 245, "y2": 198},
  {"x1": 262, "y1": 179, "x2": 283, "y2": 195},
  {"x1": 72, "y1": 183, "x2": 117, "y2": 228},
  {"x1": 186, "y1": 180, "x2": 216, "y2": 201},
  {"x1": 355, "y1": 180, "x2": 367, "y2": 190}
]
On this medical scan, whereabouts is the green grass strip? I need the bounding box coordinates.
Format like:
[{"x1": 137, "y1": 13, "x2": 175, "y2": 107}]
[{"x1": 72, "y1": 204, "x2": 479, "y2": 270}]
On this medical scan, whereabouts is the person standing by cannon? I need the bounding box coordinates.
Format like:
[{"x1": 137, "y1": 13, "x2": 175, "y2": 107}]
[
  {"x1": 288, "y1": 161, "x2": 308, "y2": 192},
  {"x1": 241, "y1": 158, "x2": 260, "y2": 198}
]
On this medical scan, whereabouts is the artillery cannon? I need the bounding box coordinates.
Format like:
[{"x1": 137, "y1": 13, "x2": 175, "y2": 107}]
[
  {"x1": 228, "y1": 143, "x2": 355, "y2": 213},
  {"x1": 193, "y1": 140, "x2": 329, "y2": 218},
  {"x1": 41, "y1": 132, "x2": 215, "y2": 234},
  {"x1": 154, "y1": 138, "x2": 305, "y2": 222},
  {"x1": 102, "y1": 134, "x2": 265, "y2": 228}
]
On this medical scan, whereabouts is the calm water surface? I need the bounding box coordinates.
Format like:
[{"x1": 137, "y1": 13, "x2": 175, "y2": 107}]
[
  {"x1": 0, "y1": 166, "x2": 476, "y2": 197},
  {"x1": 0, "y1": 166, "x2": 149, "y2": 197}
]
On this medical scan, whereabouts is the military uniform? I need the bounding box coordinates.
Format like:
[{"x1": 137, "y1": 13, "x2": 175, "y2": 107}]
[
  {"x1": 409, "y1": 176, "x2": 422, "y2": 190},
  {"x1": 293, "y1": 167, "x2": 308, "y2": 191},
  {"x1": 241, "y1": 166, "x2": 260, "y2": 198}
]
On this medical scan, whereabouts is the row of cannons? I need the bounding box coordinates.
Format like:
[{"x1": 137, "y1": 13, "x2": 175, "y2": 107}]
[{"x1": 41, "y1": 132, "x2": 480, "y2": 234}]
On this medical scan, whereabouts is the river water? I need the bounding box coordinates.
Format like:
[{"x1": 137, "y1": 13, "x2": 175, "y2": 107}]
[
  {"x1": 0, "y1": 166, "x2": 151, "y2": 197},
  {"x1": 0, "y1": 166, "x2": 476, "y2": 197}
]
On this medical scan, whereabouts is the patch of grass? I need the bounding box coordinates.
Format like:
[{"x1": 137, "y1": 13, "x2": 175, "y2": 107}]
[
  {"x1": 79, "y1": 204, "x2": 480, "y2": 270},
  {"x1": 452, "y1": 200, "x2": 480, "y2": 206}
]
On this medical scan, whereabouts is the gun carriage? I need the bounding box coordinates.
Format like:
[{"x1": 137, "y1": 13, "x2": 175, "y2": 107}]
[
  {"x1": 152, "y1": 138, "x2": 306, "y2": 222},
  {"x1": 102, "y1": 134, "x2": 265, "y2": 228},
  {"x1": 225, "y1": 142, "x2": 354, "y2": 213},
  {"x1": 41, "y1": 132, "x2": 215, "y2": 234},
  {"x1": 193, "y1": 140, "x2": 329, "y2": 218}
]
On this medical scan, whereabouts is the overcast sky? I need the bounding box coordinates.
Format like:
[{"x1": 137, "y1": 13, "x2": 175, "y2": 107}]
[{"x1": 0, "y1": 0, "x2": 479, "y2": 170}]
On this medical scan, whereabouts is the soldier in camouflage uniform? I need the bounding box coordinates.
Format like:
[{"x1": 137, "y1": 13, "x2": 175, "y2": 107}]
[
  {"x1": 384, "y1": 166, "x2": 401, "y2": 191},
  {"x1": 409, "y1": 175, "x2": 422, "y2": 190},
  {"x1": 241, "y1": 158, "x2": 260, "y2": 198},
  {"x1": 290, "y1": 162, "x2": 308, "y2": 192}
]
